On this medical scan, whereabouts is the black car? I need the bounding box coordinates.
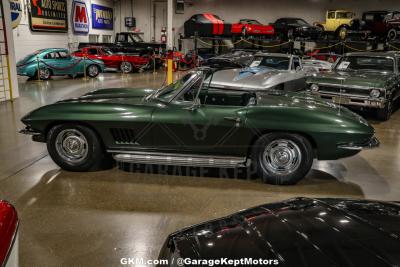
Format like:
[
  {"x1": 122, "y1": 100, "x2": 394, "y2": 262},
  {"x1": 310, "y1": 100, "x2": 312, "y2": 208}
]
[
  {"x1": 202, "y1": 50, "x2": 256, "y2": 69},
  {"x1": 274, "y1": 17, "x2": 323, "y2": 40},
  {"x1": 184, "y1": 13, "x2": 232, "y2": 38},
  {"x1": 158, "y1": 197, "x2": 400, "y2": 267},
  {"x1": 79, "y1": 32, "x2": 166, "y2": 55}
]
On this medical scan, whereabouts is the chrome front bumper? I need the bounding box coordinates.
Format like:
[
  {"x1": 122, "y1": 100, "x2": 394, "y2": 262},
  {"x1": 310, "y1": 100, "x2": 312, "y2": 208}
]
[
  {"x1": 338, "y1": 136, "x2": 380, "y2": 150},
  {"x1": 316, "y1": 93, "x2": 386, "y2": 108},
  {"x1": 19, "y1": 127, "x2": 45, "y2": 142}
]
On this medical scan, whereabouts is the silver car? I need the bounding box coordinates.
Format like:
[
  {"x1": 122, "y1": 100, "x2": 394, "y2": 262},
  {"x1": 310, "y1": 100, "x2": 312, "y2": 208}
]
[{"x1": 208, "y1": 53, "x2": 316, "y2": 91}]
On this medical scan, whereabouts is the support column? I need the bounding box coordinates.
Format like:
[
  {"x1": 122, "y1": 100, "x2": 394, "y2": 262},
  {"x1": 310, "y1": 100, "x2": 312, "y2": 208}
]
[
  {"x1": 167, "y1": 0, "x2": 174, "y2": 50},
  {"x1": 1, "y1": 1, "x2": 19, "y2": 100}
]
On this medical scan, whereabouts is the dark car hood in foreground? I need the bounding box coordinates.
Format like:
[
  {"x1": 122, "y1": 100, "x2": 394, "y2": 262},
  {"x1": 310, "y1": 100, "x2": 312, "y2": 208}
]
[
  {"x1": 309, "y1": 71, "x2": 392, "y2": 88},
  {"x1": 160, "y1": 198, "x2": 400, "y2": 267}
]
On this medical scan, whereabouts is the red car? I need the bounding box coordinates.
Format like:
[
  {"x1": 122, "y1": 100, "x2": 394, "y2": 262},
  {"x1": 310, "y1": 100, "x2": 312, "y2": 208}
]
[
  {"x1": 0, "y1": 201, "x2": 18, "y2": 267},
  {"x1": 231, "y1": 19, "x2": 275, "y2": 36},
  {"x1": 73, "y1": 46, "x2": 151, "y2": 73}
]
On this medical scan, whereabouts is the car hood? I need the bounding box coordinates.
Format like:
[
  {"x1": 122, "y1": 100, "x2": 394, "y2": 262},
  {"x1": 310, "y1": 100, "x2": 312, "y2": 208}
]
[
  {"x1": 309, "y1": 71, "x2": 392, "y2": 88},
  {"x1": 58, "y1": 88, "x2": 156, "y2": 105},
  {"x1": 165, "y1": 198, "x2": 400, "y2": 266},
  {"x1": 290, "y1": 24, "x2": 321, "y2": 30},
  {"x1": 211, "y1": 67, "x2": 289, "y2": 89}
]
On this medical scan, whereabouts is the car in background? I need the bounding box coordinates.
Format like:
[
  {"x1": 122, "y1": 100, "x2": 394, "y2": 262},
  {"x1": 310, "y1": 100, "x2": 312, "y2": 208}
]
[
  {"x1": 20, "y1": 68, "x2": 378, "y2": 185},
  {"x1": 184, "y1": 13, "x2": 232, "y2": 37},
  {"x1": 79, "y1": 32, "x2": 166, "y2": 55},
  {"x1": 0, "y1": 200, "x2": 18, "y2": 267},
  {"x1": 307, "y1": 52, "x2": 400, "y2": 120},
  {"x1": 158, "y1": 197, "x2": 400, "y2": 267},
  {"x1": 209, "y1": 53, "x2": 316, "y2": 91},
  {"x1": 73, "y1": 46, "x2": 152, "y2": 73},
  {"x1": 358, "y1": 10, "x2": 400, "y2": 40},
  {"x1": 314, "y1": 10, "x2": 368, "y2": 39},
  {"x1": 16, "y1": 48, "x2": 104, "y2": 80},
  {"x1": 274, "y1": 17, "x2": 323, "y2": 40},
  {"x1": 231, "y1": 19, "x2": 275, "y2": 37},
  {"x1": 202, "y1": 49, "x2": 256, "y2": 69}
]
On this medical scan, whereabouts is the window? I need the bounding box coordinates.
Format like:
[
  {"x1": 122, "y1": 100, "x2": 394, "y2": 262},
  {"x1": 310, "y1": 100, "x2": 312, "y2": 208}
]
[
  {"x1": 336, "y1": 12, "x2": 353, "y2": 19},
  {"x1": 328, "y1": 12, "x2": 335, "y2": 19},
  {"x1": 58, "y1": 51, "x2": 69, "y2": 59},
  {"x1": 43, "y1": 52, "x2": 57, "y2": 59},
  {"x1": 89, "y1": 34, "x2": 99, "y2": 43},
  {"x1": 335, "y1": 56, "x2": 394, "y2": 72},
  {"x1": 176, "y1": 77, "x2": 203, "y2": 102},
  {"x1": 102, "y1": 35, "x2": 112, "y2": 43},
  {"x1": 250, "y1": 56, "x2": 290, "y2": 70},
  {"x1": 88, "y1": 48, "x2": 98, "y2": 55}
]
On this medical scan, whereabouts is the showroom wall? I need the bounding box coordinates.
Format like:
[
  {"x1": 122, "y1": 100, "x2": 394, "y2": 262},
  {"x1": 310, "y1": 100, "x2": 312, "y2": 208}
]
[{"x1": 13, "y1": 0, "x2": 114, "y2": 61}]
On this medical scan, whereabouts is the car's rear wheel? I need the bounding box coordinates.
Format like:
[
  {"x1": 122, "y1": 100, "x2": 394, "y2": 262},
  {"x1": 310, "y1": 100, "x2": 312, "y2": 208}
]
[
  {"x1": 47, "y1": 124, "x2": 113, "y2": 172},
  {"x1": 120, "y1": 61, "x2": 133, "y2": 73},
  {"x1": 252, "y1": 133, "x2": 313, "y2": 185},
  {"x1": 337, "y1": 26, "x2": 348, "y2": 40},
  {"x1": 37, "y1": 68, "x2": 51, "y2": 80},
  {"x1": 87, "y1": 65, "x2": 100, "y2": 78}
]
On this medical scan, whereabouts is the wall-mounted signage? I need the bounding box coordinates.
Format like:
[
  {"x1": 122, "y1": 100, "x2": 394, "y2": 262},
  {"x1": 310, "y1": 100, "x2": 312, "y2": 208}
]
[
  {"x1": 72, "y1": 0, "x2": 89, "y2": 33},
  {"x1": 91, "y1": 4, "x2": 113, "y2": 30},
  {"x1": 10, "y1": 0, "x2": 22, "y2": 29},
  {"x1": 29, "y1": 0, "x2": 68, "y2": 32}
]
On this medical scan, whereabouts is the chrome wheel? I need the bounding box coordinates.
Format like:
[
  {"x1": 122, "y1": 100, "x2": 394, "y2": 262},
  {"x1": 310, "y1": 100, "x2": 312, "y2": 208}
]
[
  {"x1": 87, "y1": 65, "x2": 99, "y2": 77},
  {"x1": 120, "y1": 62, "x2": 133, "y2": 73},
  {"x1": 338, "y1": 27, "x2": 347, "y2": 40},
  {"x1": 388, "y1": 29, "x2": 397, "y2": 41},
  {"x1": 262, "y1": 139, "x2": 302, "y2": 175},
  {"x1": 55, "y1": 129, "x2": 88, "y2": 164},
  {"x1": 39, "y1": 68, "x2": 50, "y2": 80}
]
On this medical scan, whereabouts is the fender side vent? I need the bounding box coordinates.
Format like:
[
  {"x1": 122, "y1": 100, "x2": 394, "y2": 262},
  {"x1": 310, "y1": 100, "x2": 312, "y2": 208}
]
[{"x1": 110, "y1": 128, "x2": 136, "y2": 144}]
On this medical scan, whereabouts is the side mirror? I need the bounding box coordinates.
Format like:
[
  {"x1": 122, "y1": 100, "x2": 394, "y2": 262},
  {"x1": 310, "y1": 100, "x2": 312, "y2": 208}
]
[{"x1": 184, "y1": 98, "x2": 201, "y2": 112}]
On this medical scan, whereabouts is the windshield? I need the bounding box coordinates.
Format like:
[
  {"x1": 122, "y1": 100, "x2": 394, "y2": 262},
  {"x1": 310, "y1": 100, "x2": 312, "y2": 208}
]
[
  {"x1": 155, "y1": 72, "x2": 199, "y2": 101},
  {"x1": 241, "y1": 19, "x2": 261, "y2": 25},
  {"x1": 250, "y1": 56, "x2": 290, "y2": 70},
  {"x1": 103, "y1": 48, "x2": 113, "y2": 55},
  {"x1": 335, "y1": 56, "x2": 394, "y2": 72},
  {"x1": 287, "y1": 18, "x2": 309, "y2": 25}
]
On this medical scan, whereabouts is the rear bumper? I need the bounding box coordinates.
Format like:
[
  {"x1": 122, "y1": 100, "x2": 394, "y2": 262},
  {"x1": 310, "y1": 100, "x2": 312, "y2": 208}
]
[{"x1": 338, "y1": 136, "x2": 380, "y2": 150}]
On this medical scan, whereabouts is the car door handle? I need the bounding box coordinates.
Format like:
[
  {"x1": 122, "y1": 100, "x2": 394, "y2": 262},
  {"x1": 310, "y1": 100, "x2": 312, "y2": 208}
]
[{"x1": 224, "y1": 117, "x2": 242, "y2": 123}]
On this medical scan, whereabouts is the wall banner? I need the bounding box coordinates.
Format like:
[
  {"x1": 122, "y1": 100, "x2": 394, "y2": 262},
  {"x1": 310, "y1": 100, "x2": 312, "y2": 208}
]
[
  {"x1": 29, "y1": 0, "x2": 68, "y2": 32},
  {"x1": 10, "y1": 0, "x2": 22, "y2": 29},
  {"x1": 91, "y1": 4, "x2": 113, "y2": 30},
  {"x1": 72, "y1": 0, "x2": 89, "y2": 33}
]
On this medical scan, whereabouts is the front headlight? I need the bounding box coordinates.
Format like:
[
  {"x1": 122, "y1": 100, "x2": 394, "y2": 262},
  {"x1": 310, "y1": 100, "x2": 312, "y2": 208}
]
[
  {"x1": 370, "y1": 89, "x2": 380, "y2": 98},
  {"x1": 310, "y1": 84, "x2": 319, "y2": 92}
]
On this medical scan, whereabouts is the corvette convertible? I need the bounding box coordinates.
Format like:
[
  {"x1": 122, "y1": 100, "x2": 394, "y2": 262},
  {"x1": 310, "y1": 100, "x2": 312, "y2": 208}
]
[
  {"x1": 17, "y1": 48, "x2": 105, "y2": 80},
  {"x1": 20, "y1": 68, "x2": 378, "y2": 185}
]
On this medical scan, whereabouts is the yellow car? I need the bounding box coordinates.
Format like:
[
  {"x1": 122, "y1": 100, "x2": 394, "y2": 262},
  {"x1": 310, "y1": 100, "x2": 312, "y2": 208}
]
[{"x1": 315, "y1": 10, "x2": 356, "y2": 39}]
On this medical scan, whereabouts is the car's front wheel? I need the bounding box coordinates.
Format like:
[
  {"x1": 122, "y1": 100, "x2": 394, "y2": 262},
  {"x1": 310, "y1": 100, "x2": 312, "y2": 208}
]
[
  {"x1": 86, "y1": 64, "x2": 100, "y2": 78},
  {"x1": 47, "y1": 124, "x2": 113, "y2": 172},
  {"x1": 37, "y1": 68, "x2": 51, "y2": 80},
  {"x1": 252, "y1": 133, "x2": 313, "y2": 185},
  {"x1": 387, "y1": 29, "x2": 397, "y2": 41}
]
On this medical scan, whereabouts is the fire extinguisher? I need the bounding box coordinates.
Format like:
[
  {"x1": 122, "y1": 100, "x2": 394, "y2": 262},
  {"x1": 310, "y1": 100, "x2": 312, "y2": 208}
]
[{"x1": 161, "y1": 27, "x2": 167, "y2": 43}]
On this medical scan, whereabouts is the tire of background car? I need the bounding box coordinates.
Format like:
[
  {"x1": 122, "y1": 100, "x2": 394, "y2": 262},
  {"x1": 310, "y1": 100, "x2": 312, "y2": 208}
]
[
  {"x1": 37, "y1": 68, "x2": 51, "y2": 80},
  {"x1": 252, "y1": 133, "x2": 313, "y2": 185},
  {"x1": 47, "y1": 123, "x2": 113, "y2": 172},
  {"x1": 120, "y1": 61, "x2": 133, "y2": 73},
  {"x1": 337, "y1": 26, "x2": 348, "y2": 40},
  {"x1": 86, "y1": 64, "x2": 100, "y2": 78},
  {"x1": 387, "y1": 29, "x2": 397, "y2": 41},
  {"x1": 377, "y1": 98, "x2": 393, "y2": 121}
]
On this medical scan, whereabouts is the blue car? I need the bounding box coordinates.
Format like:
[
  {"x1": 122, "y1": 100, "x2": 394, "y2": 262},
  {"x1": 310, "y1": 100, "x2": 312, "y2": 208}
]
[{"x1": 17, "y1": 48, "x2": 105, "y2": 80}]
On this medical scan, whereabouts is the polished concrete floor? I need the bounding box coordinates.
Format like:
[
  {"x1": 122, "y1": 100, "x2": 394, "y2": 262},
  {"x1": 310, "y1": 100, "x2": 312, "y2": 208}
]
[{"x1": 1, "y1": 72, "x2": 399, "y2": 266}]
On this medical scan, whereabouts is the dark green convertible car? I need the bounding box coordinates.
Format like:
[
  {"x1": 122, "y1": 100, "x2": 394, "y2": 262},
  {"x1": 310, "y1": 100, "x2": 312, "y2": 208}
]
[{"x1": 20, "y1": 68, "x2": 379, "y2": 185}]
